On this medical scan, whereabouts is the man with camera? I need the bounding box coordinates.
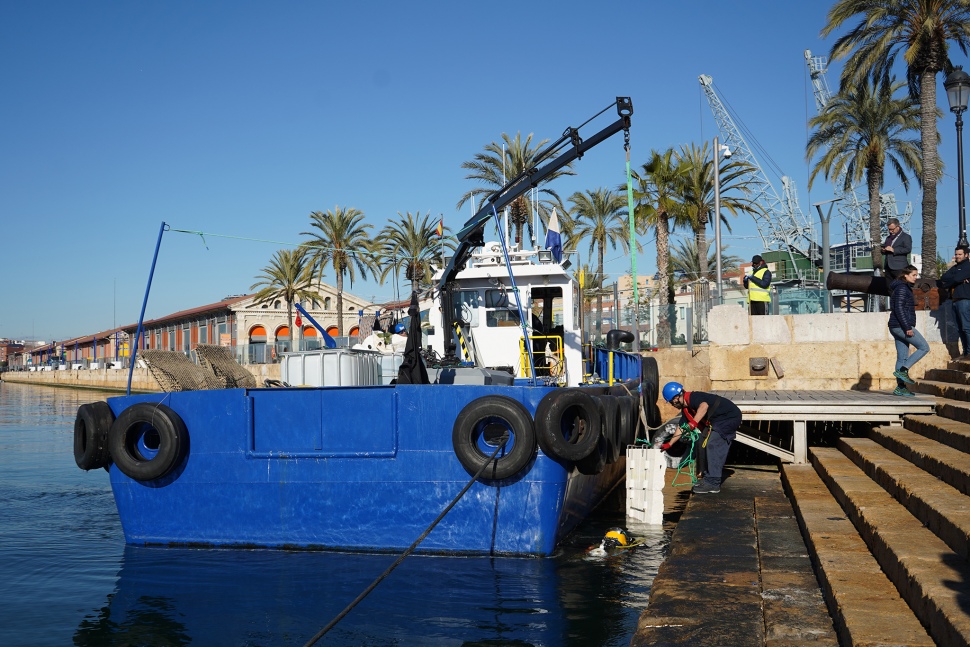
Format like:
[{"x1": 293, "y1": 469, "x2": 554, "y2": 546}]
[{"x1": 882, "y1": 218, "x2": 912, "y2": 281}]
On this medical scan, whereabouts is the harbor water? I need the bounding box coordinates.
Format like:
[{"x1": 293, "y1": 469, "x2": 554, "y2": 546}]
[{"x1": 0, "y1": 382, "x2": 667, "y2": 646}]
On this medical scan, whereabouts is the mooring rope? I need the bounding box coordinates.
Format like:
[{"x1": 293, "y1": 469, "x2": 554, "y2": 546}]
[{"x1": 302, "y1": 438, "x2": 509, "y2": 647}]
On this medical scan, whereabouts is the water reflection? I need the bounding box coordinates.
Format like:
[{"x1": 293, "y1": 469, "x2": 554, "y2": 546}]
[
  {"x1": 0, "y1": 383, "x2": 667, "y2": 646},
  {"x1": 75, "y1": 520, "x2": 666, "y2": 646}
]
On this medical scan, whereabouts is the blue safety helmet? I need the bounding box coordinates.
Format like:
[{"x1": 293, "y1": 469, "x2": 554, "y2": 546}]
[
  {"x1": 662, "y1": 381, "x2": 684, "y2": 403},
  {"x1": 392, "y1": 323, "x2": 406, "y2": 334}
]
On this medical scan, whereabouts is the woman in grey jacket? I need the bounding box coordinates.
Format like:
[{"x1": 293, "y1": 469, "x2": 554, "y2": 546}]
[{"x1": 889, "y1": 264, "x2": 930, "y2": 397}]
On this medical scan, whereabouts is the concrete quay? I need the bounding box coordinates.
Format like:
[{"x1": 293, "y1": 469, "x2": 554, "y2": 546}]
[
  {"x1": 0, "y1": 363, "x2": 280, "y2": 392},
  {"x1": 631, "y1": 468, "x2": 839, "y2": 647},
  {"x1": 634, "y1": 356, "x2": 970, "y2": 646}
]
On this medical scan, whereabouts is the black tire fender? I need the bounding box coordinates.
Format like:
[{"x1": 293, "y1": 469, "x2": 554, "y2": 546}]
[
  {"x1": 596, "y1": 396, "x2": 621, "y2": 464},
  {"x1": 452, "y1": 395, "x2": 536, "y2": 481},
  {"x1": 616, "y1": 395, "x2": 638, "y2": 449},
  {"x1": 575, "y1": 432, "x2": 607, "y2": 475},
  {"x1": 108, "y1": 402, "x2": 187, "y2": 482},
  {"x1": 74, "y1": 402, "x2": 114, "y2": 470},
  {"x1": 641, "y1": 355, "x2": 659, "y2": 391},
  {"x1": 641, "y1": 357, "x2": 662, "y2": 430},
  {"x1": 534, "y1": 389, "x2": 601, "y2": 462}
]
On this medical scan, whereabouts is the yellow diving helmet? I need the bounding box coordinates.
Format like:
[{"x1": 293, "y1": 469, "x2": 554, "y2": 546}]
[{"x1": 603, "y1": 528, "x2": 630, "y2": 548}]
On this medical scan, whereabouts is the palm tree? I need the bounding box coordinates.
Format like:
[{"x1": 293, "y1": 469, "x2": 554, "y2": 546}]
[
  {"x1": 822, "y1": 0, "x2": 970, "y2": 278},
  {"x1": 569, "y1": 187, "x2": 631, "y2": 343},
  {"x1": 631, "y1": 149, "x2": 690, "y2": 348},
  {"x1": 806, "y1": 74, "x2": 922, "y2": 269},
  {"x1": 249, "y1": 248, "x2": 319, "y2": 346},
  {"x1": 375, "y1": 211, "x2": 455, "y2": 296},
  {"x1": 301, "y1": 207, "x2": 374, "y2": 337},
  {"x1": 938, "y1": 252, "x2": 952, "y2": 277},
  {"x1": 457, "y1": 132, "x2": 575, "y2": 247},
  {"x1": 670, "y1": 237, "x2": 742, "y2": 282},
  {"x1": 677, "y1": 142, "x2": 760, "y2": 279}
]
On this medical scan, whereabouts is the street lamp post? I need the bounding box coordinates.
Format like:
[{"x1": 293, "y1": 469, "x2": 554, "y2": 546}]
[
  {"x1": 713, "y1": 137, "x2": 731, "y2": 304},
  {"x1": 946, "y1": 65, "x2": 970, "y2": 248}
]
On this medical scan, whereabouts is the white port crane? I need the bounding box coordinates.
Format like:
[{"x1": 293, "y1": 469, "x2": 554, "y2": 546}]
[
  {"x1": 699, "y1": 74, "x2": 819, "y2": 283},
  {"x1": 804, "y1": 50, "x2": 913, "y2": 247}
]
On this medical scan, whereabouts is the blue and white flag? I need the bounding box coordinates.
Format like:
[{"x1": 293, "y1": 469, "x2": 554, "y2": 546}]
[{"x1": 544, "y1": 208, "x2": 563, "y2": 263}]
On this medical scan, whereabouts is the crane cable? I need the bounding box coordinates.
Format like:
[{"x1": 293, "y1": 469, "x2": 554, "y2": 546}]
[{"x1": 301, "y1": 438, "x2": 509, "y2": 646}]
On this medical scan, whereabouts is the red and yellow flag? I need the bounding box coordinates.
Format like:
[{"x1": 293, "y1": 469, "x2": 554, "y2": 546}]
[{"x1": 436, "y1": 218, "x2": 444, "y2": 237}]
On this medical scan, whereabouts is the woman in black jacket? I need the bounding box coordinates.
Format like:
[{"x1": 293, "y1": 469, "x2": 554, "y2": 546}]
[{"x1": 888, "y1": 265, "x2": 930, "y2": 397}]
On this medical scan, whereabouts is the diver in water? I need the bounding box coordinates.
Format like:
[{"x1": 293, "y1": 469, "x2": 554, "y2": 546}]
[{"x1": 586, "y1": 528, "x2": 638, "y2": 556}]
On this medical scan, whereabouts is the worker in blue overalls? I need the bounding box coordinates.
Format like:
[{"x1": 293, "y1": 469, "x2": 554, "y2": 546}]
[{"x1": 660, "y1": 382, "x2": 743, "y2": 494}]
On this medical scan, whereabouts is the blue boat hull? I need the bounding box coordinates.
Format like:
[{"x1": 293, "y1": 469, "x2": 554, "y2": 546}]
[{"x1": 105, "y1": 385, "x2": 626, "y2": 556}]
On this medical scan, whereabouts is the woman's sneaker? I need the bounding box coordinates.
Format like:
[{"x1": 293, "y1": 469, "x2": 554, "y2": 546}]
[
  {"x1": 893, "y1": 368, "x2": 915, "y2": 384},
  {"x1": 893, "y1": 386, "x2": 916, "y2": 397}
]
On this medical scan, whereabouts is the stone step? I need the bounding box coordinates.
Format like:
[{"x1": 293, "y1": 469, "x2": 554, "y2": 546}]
[
  {"x1": 905, "y1": 413, "x2": 970, "y2": 453},
  {"x1": 839, "y1": 436, "x2": 970, "y2": 560},
  {"x1": 926, "y1": 367, "x2": 970, "y2": 385},
  {"x1": 780, "y1": 463, "x2": 933, "y2": 646},
  {"x1": 948, "y1": 357, "x2": 970, "y2": 372},
  {"x1": 912, "y1": 379, "x2": 970, "y2": 399},
  {"x1": 870, "y1": 426, "x2": 970, "y2": 495},
  {"x1": 937, "y1": 396, "x2": 970, "y2": 425},
  {"x1": 811, "y1": 448, "x2": 970, "y2": 647},
  {"x1": 753, "y1": 495, "x2": 837, "y2": 646}
]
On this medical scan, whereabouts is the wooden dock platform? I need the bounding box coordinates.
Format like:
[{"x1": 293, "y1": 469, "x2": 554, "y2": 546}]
[{"x1": 712, "y1": 390, "x2": 937, "y2": 464}]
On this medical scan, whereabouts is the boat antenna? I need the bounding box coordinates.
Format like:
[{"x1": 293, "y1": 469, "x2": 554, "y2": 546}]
[{"x1": 127, "y1": 221, "x2": 168, "y2": 395}]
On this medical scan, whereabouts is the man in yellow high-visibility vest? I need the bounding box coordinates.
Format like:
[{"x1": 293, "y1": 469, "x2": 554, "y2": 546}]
[{"x1": 743, "y1": 255, "x2": 771, "y2": 316}]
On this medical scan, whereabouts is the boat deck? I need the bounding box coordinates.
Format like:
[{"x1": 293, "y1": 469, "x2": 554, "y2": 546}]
[{"x1": 711, "y1": 389, "x2": 937, "y2": 464}]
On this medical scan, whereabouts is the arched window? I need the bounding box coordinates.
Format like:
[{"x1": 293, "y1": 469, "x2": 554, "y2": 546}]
[
  {"x1": 249, "y1": 325, "x2": 267, "y2": 343},
  {"x1": 324, "y1": 297, "x2": 331, "y2": 310},
  {"x1": 275, "y1": 326, "x2": 290, "y2": 340},
  {"x1": 274, "y1": 300, "x2": 281, "y2": 309}
]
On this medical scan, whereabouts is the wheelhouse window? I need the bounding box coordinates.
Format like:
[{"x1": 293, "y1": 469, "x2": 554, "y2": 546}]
[
  {"x1": 485, "y1": 288, "x2": 520, "y2": 328},
  {"x1": 455, "y1": 290, "x2": 481, "y2": 327}
]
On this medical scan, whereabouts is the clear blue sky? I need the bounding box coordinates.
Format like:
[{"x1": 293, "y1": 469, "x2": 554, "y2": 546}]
[{"x1": 1, "y1": 1, "x2": 964, "y2": 342}]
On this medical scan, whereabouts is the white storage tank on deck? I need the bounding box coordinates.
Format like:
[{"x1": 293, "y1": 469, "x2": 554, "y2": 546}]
[
  {"x1": 379, "y1": 353, "x2": 404, "y2": 384},
  {"x1": 280, "y1": 349, "x2": 381, "y2": 387}
]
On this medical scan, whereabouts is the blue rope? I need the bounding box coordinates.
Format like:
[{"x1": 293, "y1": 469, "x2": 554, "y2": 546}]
[{"x1": 490, "y1": 207, "x2": 537, "y2": 385}]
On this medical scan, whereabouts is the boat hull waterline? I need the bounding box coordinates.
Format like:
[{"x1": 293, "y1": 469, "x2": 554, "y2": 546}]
[{"x1": 104, "y1": 384, "x2": 627, "y2": 556}]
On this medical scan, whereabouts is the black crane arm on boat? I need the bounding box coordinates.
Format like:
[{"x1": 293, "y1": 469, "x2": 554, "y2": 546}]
[{"x1": 437, "y1": 97, "x2": 633, "y2": 361}]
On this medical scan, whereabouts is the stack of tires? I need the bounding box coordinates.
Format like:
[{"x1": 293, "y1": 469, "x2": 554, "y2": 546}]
[
  {"x1": 73, "y1": 401, "x2": 187, "y2": 482},
  {"x1": 450, "y1": 387, "x2": 644, "y2": 480}
]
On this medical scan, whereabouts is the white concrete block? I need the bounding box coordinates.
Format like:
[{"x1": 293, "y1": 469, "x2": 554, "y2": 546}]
[
  {"x1": 708, "y1": 304, "x2": 750, "y2": 346},
  {"x1": 791, "y1": 313, "x2": 847, "y2": 342},
  {"x1": 627, "y1": 489, "x2": 664, "y2": 525},
  {"x1": 847, "y1": 312, "x2": 890, "y2": 342},
  {"x1": 626, "y1": 447, "x2": 666, "y2": 524},
  {"x1": 919, "y1": 308, "x2": 956, "y2": 343},
  {"x1": 750, "y1": 316, "x2": 791, "y2": 344}
]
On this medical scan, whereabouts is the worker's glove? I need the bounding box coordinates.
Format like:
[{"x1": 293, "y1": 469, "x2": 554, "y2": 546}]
[
  {"x1": 660, "y1": 442, "x2": 671, "y2": 451},
  {"x1": 687, "y1": 419, "x2": 698, "y2": 430}
]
